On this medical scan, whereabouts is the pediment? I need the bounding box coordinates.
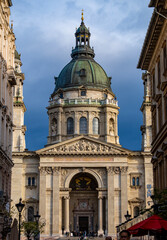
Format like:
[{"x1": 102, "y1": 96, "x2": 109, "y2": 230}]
[
  {"x1": 128, "y1": 197, "x2": 144, "y2": 203},
  {"x1": 37, "y1": 136, "x2": 131, "y2": 156}
]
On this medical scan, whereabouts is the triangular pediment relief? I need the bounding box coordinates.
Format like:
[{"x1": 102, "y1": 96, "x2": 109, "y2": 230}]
[{"x1": 37, "y1": 136, "x2": 131, "y2": 156}]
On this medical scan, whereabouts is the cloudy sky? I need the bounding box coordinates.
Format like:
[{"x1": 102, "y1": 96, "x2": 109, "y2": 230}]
[{"x1": 11, "y1": 0, "x2": 153, "y2": 151}]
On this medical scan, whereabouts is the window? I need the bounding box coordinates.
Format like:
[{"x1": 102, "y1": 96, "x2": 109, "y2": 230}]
[
  {"x1": 152, "y1": 107, "x2": 157, "y2": 140},
  {"x1": 132, "y1": 177, "x2": 135, "y2": 186},
  {"x1": 163, "y1": 43, "x2": 167, "y2": 73},
  {"x1": 28, "y1": 207, "x2": 34, "y2": 222},
  {"x1": 27, "y1": 177, "x2": 36, "y2": 187},
  {"x1": 158, "y1": 98, "x2": 162, "y2": 130},
  {"x1": 93, "y1": 118, "x2": 100, "y2": 134},
  {"x1": 152, "y1": 72, "x2": 155, "y2": 97},
  {"x1": 81, "y1": 90, "x2": 86, "y2": 96},
  {"x1": 67, "y1": 117, "x2": 74, "y2": 134},
  {"x1": 59, "y1": 92, "x2": 63, "y2": 99},
  {"x1": 32, "y1": 177, "x2": 35, "y2": 186},
  {"x1": 130, "y1": 174, "x2": 141, "y2": 188},
  {"x1": 28, "y1": 177, "x2": 31, "y2": 186},
  {"x1": 164, "y1": 94, "x2": 167, "y2": 122},
  {"x1": 134, "y1": 206, "x2": 140, "y2": 217},
  {"x1": 80, "y1": 117, "x2": 87, "y2": 134},
  {"x1": 158, "y1": 60, "x2": 161, "y2": 88},
  {"x1": 79, "y1": 69, "x2": 86, "y2": 77}
]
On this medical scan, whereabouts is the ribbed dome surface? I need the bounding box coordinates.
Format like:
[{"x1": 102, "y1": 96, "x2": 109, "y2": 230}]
[{"x1": 54, "y1": 59, "x2": 111, "y2": 92}]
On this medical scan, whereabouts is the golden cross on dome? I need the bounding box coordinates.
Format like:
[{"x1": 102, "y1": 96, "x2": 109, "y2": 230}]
[{"x1": 81, "y1": 9, "x2": 84, "y2": 22}]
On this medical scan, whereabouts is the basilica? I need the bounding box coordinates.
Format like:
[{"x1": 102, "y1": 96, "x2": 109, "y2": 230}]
[{"x1": 11, "y1": 15, "x2": 153, "y2": 239}]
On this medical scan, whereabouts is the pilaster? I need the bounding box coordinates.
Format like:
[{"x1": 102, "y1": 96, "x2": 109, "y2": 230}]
[
  {"x1": 52, "y1": 167, "x2": 60, "y2": 236},
  {"x1": 120, "y1": 167, "x2": 128, "y2": 222}
]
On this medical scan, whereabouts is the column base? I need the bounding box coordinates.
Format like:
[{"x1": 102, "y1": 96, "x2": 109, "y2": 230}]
[{"x1": 98, "y1": 230, "x2": 104, "y2": 236}]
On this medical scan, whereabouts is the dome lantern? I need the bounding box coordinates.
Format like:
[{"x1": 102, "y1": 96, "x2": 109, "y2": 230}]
[{"x1": 71, "y1": 11, "x2": 95, "y2": 59}]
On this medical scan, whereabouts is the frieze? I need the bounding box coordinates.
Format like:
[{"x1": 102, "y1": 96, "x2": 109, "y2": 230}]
[{"x1": 46, "y1": 139, "x2": 124, "y2": 155}]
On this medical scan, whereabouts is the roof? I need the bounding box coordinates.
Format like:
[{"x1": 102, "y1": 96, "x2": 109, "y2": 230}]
[{"x1": 137, "y1": 0, "x2": 166, "y2": 70}]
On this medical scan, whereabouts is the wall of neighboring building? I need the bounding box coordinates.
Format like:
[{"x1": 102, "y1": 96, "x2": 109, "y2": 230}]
[
  {"x1": 138, "y1": 0, "x2": 167, "y2": 191},
  {"x1": 0, "y1": 0, "x2": 15, "y2": 202}
]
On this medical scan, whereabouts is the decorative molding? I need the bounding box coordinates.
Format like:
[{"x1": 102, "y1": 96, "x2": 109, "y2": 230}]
[
  {"x1": 120, "y1": 166, "x2": 128, "y2": 174},
  {"x1": 45, "y1": 139, "x2": 125, "y2": 155}
]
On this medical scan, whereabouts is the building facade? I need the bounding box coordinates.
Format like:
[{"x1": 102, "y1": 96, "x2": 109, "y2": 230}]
[
  {"x1": 11, "y1": 17, "x2": 153, "y2": 239},
  {"x1": 138, "y1": 0, "x2": 167, "y2": 191},
  {"x1": 0, "y1": 0, "x2": 16, "y2": 235}
]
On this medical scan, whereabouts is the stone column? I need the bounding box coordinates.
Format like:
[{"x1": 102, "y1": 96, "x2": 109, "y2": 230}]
[
  {"x1": 98, "y1": 196, "x2": 103, "y2": 235},
  {"x1": 74, "y1": 112, "x2": 78, "y2": 135},
  {"x1": 45, "y1": 167, "x2": 53, "y2": 235},
  {"x1": 105, "y1": 108, "x2": 108, "y2": 141},
  {"x1": 39, "y1": 167, "x2": 46, "y2": 235},
  {"x1": 64, "y1": 195, "x2": 70, "y2": 233},
  {"x1": 106, "y1": 167, "x2": 115, "y2": 235},
  {"x1": 120, "y1": 167, "x2": 128, "y2": 222},
  {"x1": 52, "y1": 167, "x2": 60, "y2": 236},
  {"x1": 59, "y1": 196, "x2": 63, "y2": 235},
  {"x1": 58, "y1": 109, "x2": 62, "y2": 142}
]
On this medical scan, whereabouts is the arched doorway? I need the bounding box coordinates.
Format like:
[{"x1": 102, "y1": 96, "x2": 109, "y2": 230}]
[{"x1": 69, "y1": 172, "x2": 98, "y2": 235}]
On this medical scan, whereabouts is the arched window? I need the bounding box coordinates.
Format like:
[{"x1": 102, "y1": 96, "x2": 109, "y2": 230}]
[
  {"x1": 32, "y1": 177, "x2": 35, "y2": 186},
  {"x1": 67, "y1": 117, "x2": 74, "y2": 134},
  {"x1": 136, "y1": 177, "x2": 139, "y2": 186},
  {"x1": 93, "y1": 118, "x2": 100, "y2": 134},
  {"x1": 132, "y1": 177, "x2": 135, "y2": 186},
  {"x1": 80, "y1": 117, "x2": 87, "y2": 134},
  {"x1": 134, "y1": 206, "x2": 140, "y2": 217},
  {"x1": 28, "y1": 177, "x2": 31, "y2": 186},
  {"x1": 28, "y1": 206, "x2": 34, "y2": 222}
]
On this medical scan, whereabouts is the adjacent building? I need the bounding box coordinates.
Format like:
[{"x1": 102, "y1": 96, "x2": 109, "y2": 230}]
[
  {"x1": 138, "y1": 0, "x2": 167, "y2": 191},
  {"x1": 11, "y1": 16, "x2": 153, "y2": 239},
  {"x1": 0, "y1": 0, "x2": 16, "y2": 237}
]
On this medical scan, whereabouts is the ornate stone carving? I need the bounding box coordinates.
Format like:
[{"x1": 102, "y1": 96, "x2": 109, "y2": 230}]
[
  {"x1": 113, "y1": 167, "x2": 120, "y2": 174},
  {"x1": 47, "y1": 139, "x2": 124, "y2": 155},
  {"x1": 52, "y1": 167, "x2": 60, "y2": 175},
  {"x1": 45, "y1": 167, "x2": 53, "y2": 175},
  {"x1": 106, "y1": 167, "x2": 114, "y2": 175},
  {"x1": 120, "y1": 167, "x2": 128, "y2": 174}
]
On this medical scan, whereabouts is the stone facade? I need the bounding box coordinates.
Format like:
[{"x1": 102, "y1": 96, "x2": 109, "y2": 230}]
[
  {"x1": 11, "y1": 16, "x2": 153, "y2": 239},
  {"x1": 0, "y1": 0, "x2": 16, "y2": 237},
  {"x1": 138, "y1": 0, "x2": 167, "y2": 191}
]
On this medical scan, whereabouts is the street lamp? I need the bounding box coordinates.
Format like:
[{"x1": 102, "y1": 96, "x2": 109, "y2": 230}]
[
  {"x1": 34, "y1": 211, "x2": 40, "y2": 240},
  {"x1": 15, "y1": 198, "x2": 25, "y2": 240},
  {"x1": 124, "y1": 210, "x2": 131, "y2": 221}
]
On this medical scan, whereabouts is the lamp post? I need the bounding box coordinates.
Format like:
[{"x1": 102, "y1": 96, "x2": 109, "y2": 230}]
[
  {"x1": 34, "y1": 211, "x2": 40, "y2": 240},
  {"x1": 15, "y1": 198, "x2": 25, "y2": 240},
  {"x1": 124, "y1": 210, "x2": 131, "y2": 221}
]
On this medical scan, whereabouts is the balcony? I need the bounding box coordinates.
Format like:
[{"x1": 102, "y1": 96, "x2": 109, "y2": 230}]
[
  {"x1": 7, "y1": 66, "x2": 16, "y2": 86},
  {"x1": 49, "y1": 98, "x2": 118, "y2": 107}
]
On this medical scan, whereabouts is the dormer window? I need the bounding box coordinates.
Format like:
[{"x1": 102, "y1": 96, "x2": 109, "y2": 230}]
[
  {"x1": 59, "y1": 92, "x2": 63, "y2": 99},
  {"x1": 81, "y1": 90, "x2": 86, "y2": 96},
  {"x1": 79, "y1": 69, "x2": 86, "y2": 77}
]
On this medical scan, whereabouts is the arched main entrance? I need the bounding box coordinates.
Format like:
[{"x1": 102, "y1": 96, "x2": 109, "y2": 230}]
[{"x1": 69, "y1": 172, "x2": 98, "y2": 235}]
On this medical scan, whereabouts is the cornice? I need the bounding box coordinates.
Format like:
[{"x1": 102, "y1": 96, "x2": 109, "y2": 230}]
[{"x1": 137, "y1": 5, "x2": 167, "y2": 70}]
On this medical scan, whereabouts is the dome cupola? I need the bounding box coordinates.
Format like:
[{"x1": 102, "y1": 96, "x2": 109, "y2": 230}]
[{"x1": 53, "y1": 12, "x2": 113, "y2": 95}]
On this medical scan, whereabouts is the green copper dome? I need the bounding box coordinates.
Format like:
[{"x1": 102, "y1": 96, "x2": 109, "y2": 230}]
[{"x1": 53, "y1": 18, "x2": 112, "y2": 93}]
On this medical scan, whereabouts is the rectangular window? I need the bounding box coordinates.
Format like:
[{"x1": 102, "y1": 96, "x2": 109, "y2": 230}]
[
  {"x1": 158, "y1": 99, "x2": 162, "y2": 130},
  {"x1": 164, "y1": 44, "x2": 167, "y2": 73},
  {"x1": 164, "y1": 94, "x2": 167, "y2": 122},
  {"x1": 158, "y1": 60, "x2": 161, "y2": 88},
  {"x1": 152, "y1": 108, "x2": 157, "y2": 140},
  {"x1": 152, "y1": 72, "x2": 155, "y2": 97}
]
